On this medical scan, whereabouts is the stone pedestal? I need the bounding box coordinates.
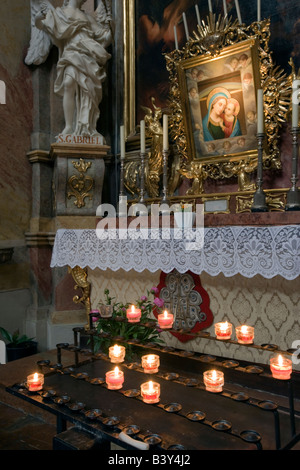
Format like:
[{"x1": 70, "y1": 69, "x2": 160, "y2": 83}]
[{"x1": 51, "y1": 141, "x2": 109, "y2": 216}]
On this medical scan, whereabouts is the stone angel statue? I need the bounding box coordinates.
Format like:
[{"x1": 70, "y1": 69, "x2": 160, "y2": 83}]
[{"x1": 25, "y1": 0, "x2": 113, "y2": 140}]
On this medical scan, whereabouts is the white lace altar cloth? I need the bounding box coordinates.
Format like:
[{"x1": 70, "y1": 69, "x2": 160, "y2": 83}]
[{"x1": 50, "y1": 226, "x2": 300, "y2": 280}]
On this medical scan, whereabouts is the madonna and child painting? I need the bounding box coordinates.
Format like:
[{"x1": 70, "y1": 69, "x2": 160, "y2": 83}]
[{"x1": 186, "y1": 46, "x2": 258, "y2": 159}]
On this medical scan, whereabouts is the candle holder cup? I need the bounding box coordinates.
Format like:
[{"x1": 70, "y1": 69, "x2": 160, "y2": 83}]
[
  {"x1": 141, "y1": 381, "x2": 160, "y2": 404},
  {"x1": 27, "y1": 373, "x2": 44, "y2": 392},
  {"x1": 105, "y1": 368, "x2": 124, "y2": 390},
  {"x1": 109, "y1": 345, "x2": 126, "y2": 364},
  {"x1": 142, "y1": 354, "x2": 160, "y2": 374},
  {"x1": 126, "y1": 306, "x2": 141, "y2": 323},
  {"x1": 236, "y1": 325, "x2": 254, "y2": 344},
  {"x1": 215, "y1": 322, "x2": 232, "y2": 340},
  {"x1": 158, "y1": 311, "x2": 174, "y2": 329},
  {"x1": 270, "y1": 354, "x2": 292, "y2": 380},
  {"x1": 203, "y1": 370, "x2": 224, "y2": 393}
]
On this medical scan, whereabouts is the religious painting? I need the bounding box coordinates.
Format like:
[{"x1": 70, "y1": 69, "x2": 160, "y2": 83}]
[
  {"x1": 125, "y1": 0, "x2": 300, "y2": 138},
  {"x1": 135, "y1": 1, "x2": 198, "y2": 124},
  {"x1": 165, "y1": 15, "x2": 292, "y2": 183},
  {"x1": 178, "y1": 39, "x2": 260, "y2": 162},
  {"x1": 123, "y1": 0, "x2": 199, "y2": 135}
]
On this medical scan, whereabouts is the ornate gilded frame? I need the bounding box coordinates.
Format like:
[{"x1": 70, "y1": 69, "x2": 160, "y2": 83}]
[
  {"x1": 123, "y1": 0, "x2": 136, "y2": 138},
  {"x1": 165, "y1": 15, "x2": 292, "y2": 186}
]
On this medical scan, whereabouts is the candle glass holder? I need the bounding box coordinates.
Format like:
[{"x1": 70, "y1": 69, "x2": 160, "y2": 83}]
[
  {"x1": 99, "y1": 304, "x2": 113, "y2": 318},
  {"x1": 105, "y1": 368, "x2": 124, "y2": 390},
  {"x1": 270, "y1": 354, "x2": 292, "y2": 380},
  {"x1": 89, "y1": 309, "x2": 99, "y2": 328},
  {"x1": 126, "y1": 305, "x2": 141, "y2": 323},
  {"x1": 27, "y1": 373, "x2": 44, "y2": 392},
  {"x1": 140, "y1": 381, "x2": 160, "y2": 404},
  {"x1": 203, "y1": 370, "x2": 224, "y2": 393},
  {"x1": 214, "y1": 322, "x2": 232, "y2": 340},
  {"x1": 142, "y1": 354, "x2": 160, "y2": 374},
  {"x1": 157, "y1": 311, "x2": 174, "y2": 329},
  {"x1": 109, "y1": 345, "x2": 126, "y2": 364},
  {"x1": 235, "y1": 325, "x2": 254, "y2": 344}
]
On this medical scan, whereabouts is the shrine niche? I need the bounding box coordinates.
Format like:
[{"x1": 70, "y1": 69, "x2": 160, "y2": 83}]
[{"x1": 153, "y1": 270, "x2": 213, "y2": 343}]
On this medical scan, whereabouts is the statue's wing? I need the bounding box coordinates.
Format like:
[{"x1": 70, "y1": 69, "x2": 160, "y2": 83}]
[
  {"x1": 94, "y1": 0, "x2": 114, "y2": 44},
  {"x1": 94, "y1": 0, "x2": 112, "y2": 24},
  {"x1": 25, "y1": 0, "x2": 52, "y2": 66}
]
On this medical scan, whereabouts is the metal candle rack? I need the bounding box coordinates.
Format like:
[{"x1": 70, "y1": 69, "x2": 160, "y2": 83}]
[
  {"x1": 38, "y1": 311, "x2": 300, "y2": 451},
  {"x1": 31, "y1": 356, "x2": 265, "y2": 450},
  {"x1": 7, "y1": 313, "x2": 300, "y2": 450}
]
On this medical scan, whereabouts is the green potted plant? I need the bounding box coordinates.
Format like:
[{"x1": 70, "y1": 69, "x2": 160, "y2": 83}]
[
  {"x1": 93, "y1": 288, "x2": 165, "y2": 360},
  {"x1": 0, "y1": 327, "x2": 37, "y2": 362}
]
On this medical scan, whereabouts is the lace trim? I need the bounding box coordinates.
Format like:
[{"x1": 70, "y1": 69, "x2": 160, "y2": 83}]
[{"x1": 50, "y1": 226, "x2": 300, "y2": 280}]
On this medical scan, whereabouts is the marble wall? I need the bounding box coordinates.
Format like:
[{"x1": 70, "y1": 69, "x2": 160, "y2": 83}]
[{"x1": 0, "y1": 1, "x2": 34, "y2": 338}]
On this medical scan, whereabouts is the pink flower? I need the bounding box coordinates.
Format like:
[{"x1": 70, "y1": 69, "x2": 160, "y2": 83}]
[
  {"x1": 141, "y1": 295, "x2": 147, "y2": 301},
  {"x1": 151, "y1": 286, "x2": 159, "y2": 295},
  {"x1": 153, "y1": 297, "x2": 164, "y2": 308}
]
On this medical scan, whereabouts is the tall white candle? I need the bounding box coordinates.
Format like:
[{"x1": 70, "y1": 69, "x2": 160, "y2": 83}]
[
  {"x1": 223, "y1": 0, "x2": 227, "y2": 18},
  {"x1": 182, "y1": 12, "x2": 189, "y2": 40},
  {"x1": 195, "y1": 5, "x2": 201, "y2": 25},
  {"x1": 292, "y1": 80, "x2": 299, "y2": 128},
  {"x1": 234, "y1": 0, "x2": 242, "y2": 23},
  {"x1": 257, "y1": 0, "x2": 261, "y2": 21},
  {"x1": 257, "y1": 89, "x2": 264, "y2": 133},
  {"x1": 163, "y1": 114, "x2": 169, "y2": 151},
  {"x1": 174, "y1": 24, "x2": 179, "y2": 49},
  {"x1": 140, "y1": 120, "x2": 145, "y2": 153},
  {"x1": 208, "y1": 0, "x2": 212, "y2": 13},
  {"x1": 120, "y1": 125, "x2": 125, "y2": 160}
]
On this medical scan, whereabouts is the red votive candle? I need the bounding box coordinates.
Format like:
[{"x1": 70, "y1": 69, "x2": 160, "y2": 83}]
[
  {"x1": 142, "y1": 354, "x2": 160, "y2": 373},
  {"x1": 215, "y1": 321, "x2": 232, "y2": 340},
  {"x1": 27, "y1": 372, "x2": 44, "y2": 392},
  {"x1": 126, "y1": 305, "x2": 141, "y2": 323},
  {"x1": 270, "y1": 354, "x2": 292, "y2": 380},
  {"x1": 109, "y1": 344, "x2": 126, "y2": 364},
  {"x1": 140, "y1": 380, "x2": 160, "y2": 404},
  {"x1": 157, "y1": 310, "x2": 174, "y2": 329},
  {"x1": 203, "y1": 370, "x2": 224, "y2": 393},
  {"x1": 236, "y1": 325, "x2": 254, "y2": 344},
  {"x1": 105, "y1": 366, "x2": 124, "y2": 390}
]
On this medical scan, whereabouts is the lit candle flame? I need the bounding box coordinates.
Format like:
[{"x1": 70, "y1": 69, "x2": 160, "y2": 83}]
[
  {"x1": 149, "y1": 381, "x2": 154, "y2": 391},
  {"x1": 241, "y1": 325, "x2": 248, "y2": 334},
  {"x1": 212, "y1": 370, "x2": 217, "y2": 380},
  {"x1": 114, "y1": 366, "x2": 119, "y2": 376},
  {"x1": 220, "y1": 322, "x2": 228, "y2": 331},
  {"x1": 113, "y1": 345, "x2": 121, "y2": 354},
  {"x1": 33, "y1": 373, "x2": 38, "y2": 382},
  {"x1": 131, "y1": 305, "x2": 135, "y2": 313},
  {"x1": 163, "y1": 310, "x2": 168, "y2": 318},
  {"x1": 278, "y1": 354, "x2": 283, "y2": 366}
]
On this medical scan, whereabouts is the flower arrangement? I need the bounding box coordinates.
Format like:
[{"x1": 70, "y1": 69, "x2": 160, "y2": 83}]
[{"x1": 93, "y1": 287, "x2": 165, "y2": 356}]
